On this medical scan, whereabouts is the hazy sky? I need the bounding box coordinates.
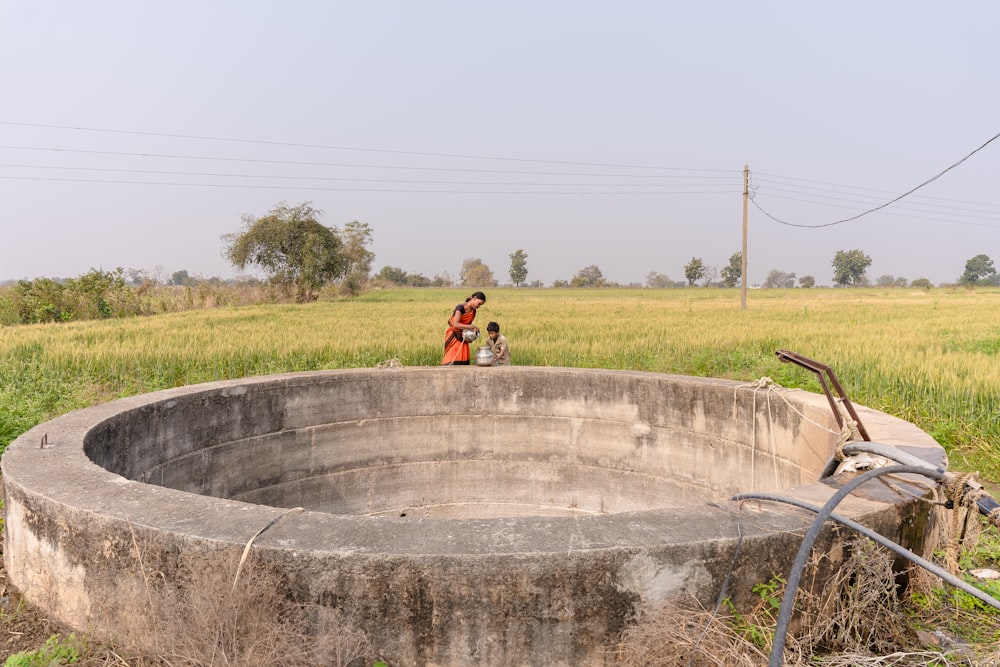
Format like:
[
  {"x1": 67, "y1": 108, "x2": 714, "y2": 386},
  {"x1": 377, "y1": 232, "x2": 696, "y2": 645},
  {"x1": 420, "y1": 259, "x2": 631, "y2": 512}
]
[{"x1": 2, "y1": 2, "x2": 998, "y2": 287}]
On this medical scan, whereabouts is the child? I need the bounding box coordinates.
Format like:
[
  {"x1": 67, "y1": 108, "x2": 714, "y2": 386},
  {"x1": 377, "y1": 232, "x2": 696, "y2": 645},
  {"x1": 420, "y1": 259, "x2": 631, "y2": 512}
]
[{"x1": 486, "y1": 321, "x2": 510, "y2": 365}]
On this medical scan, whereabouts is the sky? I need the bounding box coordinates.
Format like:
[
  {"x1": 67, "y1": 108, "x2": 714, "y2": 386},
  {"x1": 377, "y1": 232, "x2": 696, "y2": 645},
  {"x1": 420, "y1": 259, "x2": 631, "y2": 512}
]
[{"x1": 2, "y1": 1, "x2": 999, "y2": 287}]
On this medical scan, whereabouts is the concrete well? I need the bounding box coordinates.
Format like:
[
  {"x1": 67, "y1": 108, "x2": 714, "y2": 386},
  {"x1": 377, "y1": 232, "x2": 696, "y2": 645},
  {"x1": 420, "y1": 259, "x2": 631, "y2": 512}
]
[{"x1": 2, "y1": 367, "x2": 946, "y2": 665}]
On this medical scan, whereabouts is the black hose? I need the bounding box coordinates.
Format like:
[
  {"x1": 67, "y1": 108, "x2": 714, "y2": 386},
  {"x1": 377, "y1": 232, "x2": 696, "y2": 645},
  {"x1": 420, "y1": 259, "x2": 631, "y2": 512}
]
[
  {"x1": 842, "y1": 441, "x2": 1000, "y2": 525},
  {"x1": 737, "y1": 464, "x2": 946, "y2": 667},
  {"x1": 733, "y1": 492, "x2": 1000, "y2": 612}
]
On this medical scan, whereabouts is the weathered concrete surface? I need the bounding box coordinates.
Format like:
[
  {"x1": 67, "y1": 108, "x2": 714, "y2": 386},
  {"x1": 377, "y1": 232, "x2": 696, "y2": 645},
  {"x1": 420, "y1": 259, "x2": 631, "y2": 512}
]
[{"x1": 2, "y1": 367, "x2": 946, "y2": 666}]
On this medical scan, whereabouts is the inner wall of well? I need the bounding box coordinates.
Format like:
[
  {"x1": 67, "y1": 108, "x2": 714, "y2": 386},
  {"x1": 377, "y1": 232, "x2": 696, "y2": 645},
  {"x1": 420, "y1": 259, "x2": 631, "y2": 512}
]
[{"x1": 84, "y1": 369, "x2": 838, "y2": 518}]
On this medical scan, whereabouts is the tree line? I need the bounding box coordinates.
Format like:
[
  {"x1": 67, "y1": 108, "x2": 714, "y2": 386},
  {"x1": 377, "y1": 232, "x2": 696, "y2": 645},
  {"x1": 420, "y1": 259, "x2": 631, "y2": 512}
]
[
  {"x1": 4, "y1": 201, "x2": 998, "y2": 324},
  {"x1": 218, "y1": 202, "x2": 948, "y2": 292}
]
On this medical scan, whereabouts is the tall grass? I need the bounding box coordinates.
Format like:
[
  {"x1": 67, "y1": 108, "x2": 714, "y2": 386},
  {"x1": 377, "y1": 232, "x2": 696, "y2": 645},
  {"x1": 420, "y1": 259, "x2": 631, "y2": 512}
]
[{"x1": 3, "y1": 286, "x2": 1000, "y2": 482}]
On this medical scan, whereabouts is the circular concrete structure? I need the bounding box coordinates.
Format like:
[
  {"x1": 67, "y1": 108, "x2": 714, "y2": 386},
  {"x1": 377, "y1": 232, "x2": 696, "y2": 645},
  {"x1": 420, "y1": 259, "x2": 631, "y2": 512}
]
[{"x1": 2, "y1": 367, "x2": 946, "y2": 666}]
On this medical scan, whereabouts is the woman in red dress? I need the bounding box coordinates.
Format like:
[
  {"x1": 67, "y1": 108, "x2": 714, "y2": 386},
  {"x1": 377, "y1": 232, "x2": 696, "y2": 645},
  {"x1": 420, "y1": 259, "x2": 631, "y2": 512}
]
[{"x1": 441, "y1": 291, "x2": 487, "y2": 365}]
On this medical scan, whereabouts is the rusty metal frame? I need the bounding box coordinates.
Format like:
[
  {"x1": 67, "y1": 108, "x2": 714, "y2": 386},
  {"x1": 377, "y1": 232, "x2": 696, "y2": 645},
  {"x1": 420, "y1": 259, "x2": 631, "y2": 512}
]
[{"x1": 775, "y1": 349, "x2": 870, "y2": 441}]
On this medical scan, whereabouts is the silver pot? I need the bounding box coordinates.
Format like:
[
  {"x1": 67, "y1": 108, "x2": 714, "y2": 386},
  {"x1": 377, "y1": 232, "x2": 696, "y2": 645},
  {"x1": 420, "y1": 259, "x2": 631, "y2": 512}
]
[
  {"x1": 462, "y1": 329, "x2": 479, "y2": 342},
  {"x1": 475, "y1": 347, "x2": 495, "y2": 366}
]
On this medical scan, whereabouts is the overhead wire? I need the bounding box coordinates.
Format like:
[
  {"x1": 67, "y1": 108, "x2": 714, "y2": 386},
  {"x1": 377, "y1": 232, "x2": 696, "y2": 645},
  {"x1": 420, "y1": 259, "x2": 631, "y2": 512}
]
[
  {"x1": 748, "y1": 129, "x2": 1000, "y2": 228},
  {"x1": 0, "y1": 175, "x2": 739, "y2": 196},
  {"x1": 750, "y1": 192, "x2": 1000, "y2": 229},
  {"x1": 0, "y1": 122, "x2": 742, "y2": 194},
  {"x1": 751, "y1": 175, "x2": 1000, "y2": 214},
  {"x1": 0, "y1": 120, "x2": 733, "y2": 172},
  {"x1": 751, "y1": 187, "x2": 1000, "y2": 226},
  {"x1": 0, "y1": 144, "x2": 739, "y2": 179},
  {"x1": 0, "y1": 163, "x2": 743, "y2": 189}
]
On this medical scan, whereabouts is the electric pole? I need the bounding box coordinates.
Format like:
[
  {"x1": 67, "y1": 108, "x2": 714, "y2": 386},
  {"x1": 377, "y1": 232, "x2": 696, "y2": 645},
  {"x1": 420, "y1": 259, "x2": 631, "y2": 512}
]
[{"x1": 741, "y1": 164, "x2": 749, "y2": 311}]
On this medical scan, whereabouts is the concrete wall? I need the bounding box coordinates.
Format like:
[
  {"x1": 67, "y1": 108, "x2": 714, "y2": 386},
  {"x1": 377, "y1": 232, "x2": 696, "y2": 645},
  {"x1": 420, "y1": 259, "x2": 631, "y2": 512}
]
[{"x1": 2, "y1": 367, "x2": 946, "y2": 666}]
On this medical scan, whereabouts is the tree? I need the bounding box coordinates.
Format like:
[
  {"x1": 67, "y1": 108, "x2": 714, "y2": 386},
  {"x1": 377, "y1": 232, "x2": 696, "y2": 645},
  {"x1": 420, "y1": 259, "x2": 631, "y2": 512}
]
[
  {"x1": 960, "y1": 254, "x2": 996, "y2": 286},
  {"x1": 831, "y1": 249, "x2": 872, "y2": 287},
  {"x1": 376, "y1": 266, "x2": 408, "y2": 285},
  {"x1": 339, "y1": 221, "x2": 375, "y2": 294},
  {"x1": 700, "y1": 265, "x2": 717, "y2": 287},
  {"x1": 720, "y1": 252, "x2": 741, "y2": 288},
  {"x1": 170, "y1": 270, "x2": 191, "y2": 286},
  {"x1": 432, "y1": 272, "x2": 455, "y2": 287},
  {"x1": 764, "y1": 269, "x2": 796, "y2": 289},
  {"x1": 910, "y1": 277, "x2": 933, "y2": 290},
  {"x1": 460, "y1": 258, "x2": 497, "y2": 287},
  {"x1": 509, "y1": 249, "x2": 528, "y2": 287},
  {"x1": 645, "y1": 271, "x2": 672, "y2": 288},
  {"x1": 684, "y1": 257, "x2": 704, "y2": 287},
  {"x1": 222, "y1": 202, "x2": 347, "y2": 302},
  {"x1": 570, "y1": 265, "x2": 605, "y2": 288},
  {"x1": 799, "y1": 275, "x2": 816, "y2": 288}
]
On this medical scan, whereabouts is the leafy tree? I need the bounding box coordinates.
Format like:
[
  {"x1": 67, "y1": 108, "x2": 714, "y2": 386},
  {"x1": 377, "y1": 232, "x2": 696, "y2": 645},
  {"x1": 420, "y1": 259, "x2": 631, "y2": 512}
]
[
  {"x1": 720, "y1": 252, "x2": 742, "y2": 288},
  {"x1": 684, "y1": 257, "x2": 704, "y2": 286},
  {"x1": 509, "y1": 249, "x2": 528, "y2": 287},
  {"x1": 170, "y1": 270, "x2": 191, "y2": 286},
  {"x1": 460, "y1": 258, "x2": 497, "y2": 287},
  {"x1": 570, "y1": 265, "x2": 605, "y2": 288},
  {"x1": 876, "y1": 274, "x2": 895, "y2": 287},
  {"x1": 376, "y1": 266, "x2": 408, "y2": 285},
  {"x1": 222, "y1": 202, "x2": 347, "y2": 302},
  {"x1": 339, "y1": 221, "x2": 375, "y2": 294},
  {"x1": 960, "y1": 254, "x2": 996, "y2": 286},
  {"x1": 799, "y1": 275, "x2": 816, "y2": 288},
  {"x1": 831, "y1": 249, "x2": 872, "y2": 287},
  {"x1": 645, "y1": 271, "x2": 672, "y2": 288},
  {"x1": 910, "y1": 277, "x2": 933, "y2": 290},
  {"x1": 764, "y1": 269, "x2": 796, "y2": 288}
]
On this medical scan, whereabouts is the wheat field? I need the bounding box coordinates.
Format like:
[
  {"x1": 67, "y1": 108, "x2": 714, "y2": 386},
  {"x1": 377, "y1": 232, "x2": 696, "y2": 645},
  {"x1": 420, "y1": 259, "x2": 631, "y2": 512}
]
[{"x1": 3, "y1": 286, "x2": 999, "y2": 483}]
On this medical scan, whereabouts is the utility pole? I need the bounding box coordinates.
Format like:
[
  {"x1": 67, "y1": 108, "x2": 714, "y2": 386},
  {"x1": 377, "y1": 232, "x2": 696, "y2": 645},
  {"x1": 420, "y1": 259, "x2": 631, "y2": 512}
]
[{"x1": 741, "y1": 164, "x2": 749, "y2": 311}]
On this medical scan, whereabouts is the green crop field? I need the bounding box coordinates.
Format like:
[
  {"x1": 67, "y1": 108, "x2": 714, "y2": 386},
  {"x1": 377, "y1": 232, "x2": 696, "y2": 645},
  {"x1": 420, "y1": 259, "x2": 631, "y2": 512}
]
[{"x1": 3, "y1": 286, "x2": 1000, "y2": 485}]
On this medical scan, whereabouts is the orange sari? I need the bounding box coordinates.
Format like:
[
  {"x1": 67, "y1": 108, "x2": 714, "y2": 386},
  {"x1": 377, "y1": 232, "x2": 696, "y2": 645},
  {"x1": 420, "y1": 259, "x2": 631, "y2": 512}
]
[{"x1": 442, "y1": 303, "x2": 476, "y2": 365}]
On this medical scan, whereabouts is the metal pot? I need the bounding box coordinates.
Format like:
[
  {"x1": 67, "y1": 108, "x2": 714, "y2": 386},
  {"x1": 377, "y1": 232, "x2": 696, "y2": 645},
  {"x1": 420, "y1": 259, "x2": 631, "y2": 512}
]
[
  {"x1": 462, "y1": 329, "x2": 479, "y2": 343},
  {"x1": 475, "y1": 346, "x2": 495, "y2": 366}
]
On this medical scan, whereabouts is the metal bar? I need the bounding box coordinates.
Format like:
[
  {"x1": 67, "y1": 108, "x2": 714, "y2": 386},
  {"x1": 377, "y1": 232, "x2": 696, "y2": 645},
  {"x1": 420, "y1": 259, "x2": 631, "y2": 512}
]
[{"x1": 775, "y1": 349, "x2": 870, "y2": 441}]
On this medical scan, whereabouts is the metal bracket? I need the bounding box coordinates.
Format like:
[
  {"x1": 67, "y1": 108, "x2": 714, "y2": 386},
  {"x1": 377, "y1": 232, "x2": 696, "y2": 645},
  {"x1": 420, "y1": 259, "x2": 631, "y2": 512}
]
[{"x1": 775, "y1": 349, "x2": 870, "y2": 441}]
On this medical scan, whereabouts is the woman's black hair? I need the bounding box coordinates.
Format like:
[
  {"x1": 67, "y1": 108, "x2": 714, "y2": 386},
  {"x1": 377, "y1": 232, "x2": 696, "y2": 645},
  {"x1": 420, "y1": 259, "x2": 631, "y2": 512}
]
[{"x1": 469, "y1": 291, "x2": 487, "y2": 302}]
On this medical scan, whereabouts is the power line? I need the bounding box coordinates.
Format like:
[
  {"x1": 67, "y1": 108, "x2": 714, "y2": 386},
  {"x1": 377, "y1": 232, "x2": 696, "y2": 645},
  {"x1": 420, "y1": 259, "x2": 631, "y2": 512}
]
[
  {"x1": 0, "y1": 120, "x2": 734, "y2": 173},
  {"x1": 751, "y1": 174, "x2": 1000, "y2": 212},
  {"x1": 0, "y1": 144, "x2": 740, "y2": 181},
  {"x1": 0, "y1": 174, "x2": 739, "y2": 196},
  {"x1": 0, "y1": 162, "x2": 741, "y2": 189},
  {"x1": 754, "y1": 192, "x2": 1000, "y2": 229},
  {"x1": 749, "y1": 129, "x2": 1000, "y2": 228},
  {"x1": 754, "y1": 184, "x2": 1000, "y2": 221}
]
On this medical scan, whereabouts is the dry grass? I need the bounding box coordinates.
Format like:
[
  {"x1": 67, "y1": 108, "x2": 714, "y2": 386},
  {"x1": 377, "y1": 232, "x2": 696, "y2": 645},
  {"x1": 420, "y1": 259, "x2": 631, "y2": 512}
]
[
  {"x1": 100, "y1": 530, "x2": 374, "y2": 667},
  {"x1": 617, "y1": 536, "x2": 1000, "y2": 666},
  {"x1": 0, "y1": 513, "x2": 375, "y2": 666}
]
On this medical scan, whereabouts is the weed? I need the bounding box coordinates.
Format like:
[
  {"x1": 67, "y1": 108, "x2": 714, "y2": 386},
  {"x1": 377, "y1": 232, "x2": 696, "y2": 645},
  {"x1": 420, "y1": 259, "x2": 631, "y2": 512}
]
[{"x1": 4, "y1": 633, "x2": 81, "y2": 666}]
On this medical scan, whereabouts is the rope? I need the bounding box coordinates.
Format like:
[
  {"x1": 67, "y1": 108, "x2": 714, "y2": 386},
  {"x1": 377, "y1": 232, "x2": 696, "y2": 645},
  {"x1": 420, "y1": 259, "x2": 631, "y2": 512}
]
[{"x1": 940, "y1": 471, "x2": 981, "y2": 574}]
